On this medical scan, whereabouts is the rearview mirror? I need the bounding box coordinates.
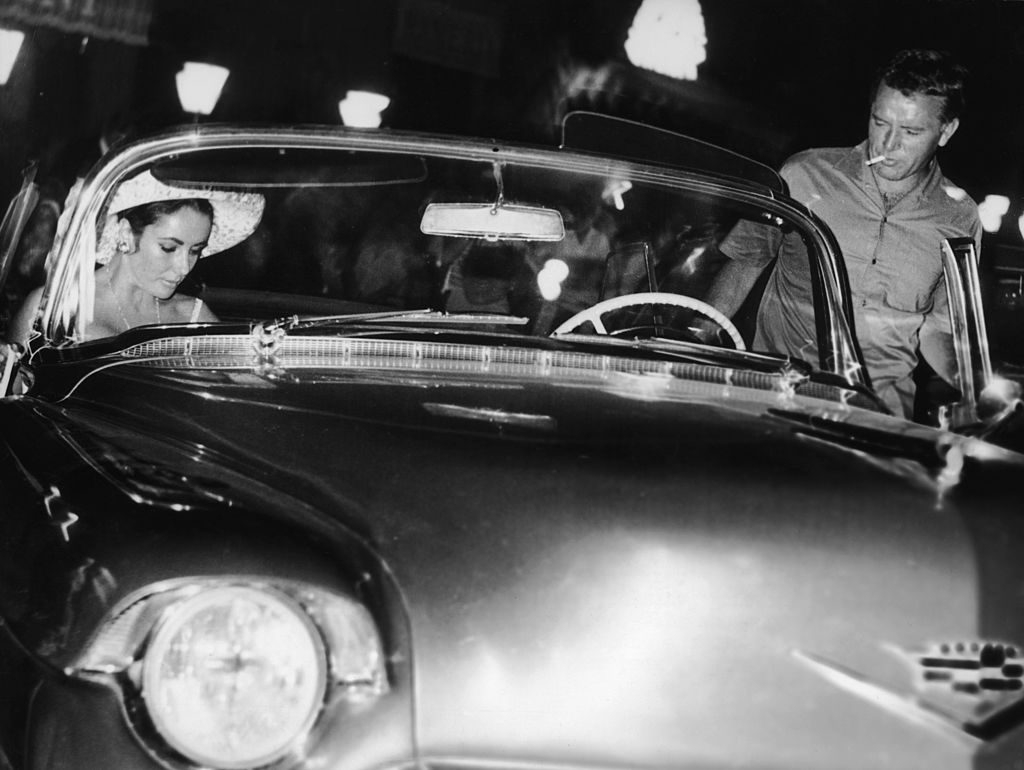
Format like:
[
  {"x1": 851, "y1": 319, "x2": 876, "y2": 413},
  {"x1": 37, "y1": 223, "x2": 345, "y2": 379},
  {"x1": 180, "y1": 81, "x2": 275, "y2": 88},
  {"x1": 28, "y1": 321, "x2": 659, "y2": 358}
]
[{"x1": 420, "y1": 202, "x2": 565, "y2": 242}]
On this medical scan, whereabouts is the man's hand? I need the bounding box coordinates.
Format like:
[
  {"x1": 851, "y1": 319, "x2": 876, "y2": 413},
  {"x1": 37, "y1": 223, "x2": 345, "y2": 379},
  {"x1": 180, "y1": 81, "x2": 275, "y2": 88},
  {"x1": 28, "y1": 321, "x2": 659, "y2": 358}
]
[{"x1": 688, "y1": 317, "x2": 730, "y2": 346}]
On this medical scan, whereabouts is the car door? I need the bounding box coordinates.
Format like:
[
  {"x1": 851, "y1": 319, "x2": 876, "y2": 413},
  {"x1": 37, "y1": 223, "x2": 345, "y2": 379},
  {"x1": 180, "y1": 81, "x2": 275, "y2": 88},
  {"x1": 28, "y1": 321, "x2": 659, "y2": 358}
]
[{"x1": 940, "y1": 236, "x2": 1024, "y2": 448}]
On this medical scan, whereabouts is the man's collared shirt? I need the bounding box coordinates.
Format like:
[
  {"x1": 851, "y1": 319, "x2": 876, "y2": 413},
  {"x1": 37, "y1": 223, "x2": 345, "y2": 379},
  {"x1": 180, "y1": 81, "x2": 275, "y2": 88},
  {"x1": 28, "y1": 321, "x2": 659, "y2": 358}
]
[{"x1": 721, "y1": 140, "x2": 980, "y2": 416}]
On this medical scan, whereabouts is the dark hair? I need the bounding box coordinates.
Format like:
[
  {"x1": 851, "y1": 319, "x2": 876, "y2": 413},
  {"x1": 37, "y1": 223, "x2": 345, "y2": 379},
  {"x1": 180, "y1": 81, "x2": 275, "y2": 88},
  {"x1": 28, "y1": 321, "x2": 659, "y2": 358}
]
[
  {"x1": 872, "y1": 49, "x2": 967, "y2": 124},
  {"x1": 119, "y1": 198, "x2": 214, "y2": 235}
]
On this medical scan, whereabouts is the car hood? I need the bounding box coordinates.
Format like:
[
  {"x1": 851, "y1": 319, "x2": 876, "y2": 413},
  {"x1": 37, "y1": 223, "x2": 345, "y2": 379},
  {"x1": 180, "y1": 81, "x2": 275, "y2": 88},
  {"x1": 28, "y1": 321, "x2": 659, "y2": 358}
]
[{"x1": 32, "y1": 359, "x2": 1024, "y2": 770}]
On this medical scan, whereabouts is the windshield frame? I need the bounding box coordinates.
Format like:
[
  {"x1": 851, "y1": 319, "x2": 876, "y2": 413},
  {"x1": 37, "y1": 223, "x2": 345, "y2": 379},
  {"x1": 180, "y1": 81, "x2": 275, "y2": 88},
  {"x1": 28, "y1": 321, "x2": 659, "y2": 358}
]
[{"x1": 28, "y1": 124, "x2": 868, "y2": 388}]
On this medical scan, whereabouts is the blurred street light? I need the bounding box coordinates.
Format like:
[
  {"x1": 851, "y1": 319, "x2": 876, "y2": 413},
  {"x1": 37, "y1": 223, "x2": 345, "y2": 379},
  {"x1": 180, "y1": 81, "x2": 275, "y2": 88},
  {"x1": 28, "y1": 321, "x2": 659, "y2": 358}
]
[
  {"x1": 0, "y1": 28, "x2": 25, "y2": 86},
  {"x1": 624, "y1": 0, "x2": 706, "y2": 80},
  {"x1": 338, "y1": 90, "x2": 390, "y2": 128},
  {"x1": 175, "y1": 62, "x2": 229, "y2": 116},
  {"x1": 602, "y1": 180, "x2": 633, "y2": 211},
  {"x1": 538, "y1": 259, "x2": 569, "y2": 301},
  {"x1": 979, "y1": 194, "x2": 1011, "y2": 234}
]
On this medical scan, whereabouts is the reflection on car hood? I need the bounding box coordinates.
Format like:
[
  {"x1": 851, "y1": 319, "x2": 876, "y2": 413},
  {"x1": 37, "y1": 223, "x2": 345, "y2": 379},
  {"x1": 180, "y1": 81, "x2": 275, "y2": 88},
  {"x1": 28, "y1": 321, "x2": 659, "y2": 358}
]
[{"x1": 30, "y1": 346, "x2": 1024, "y2": 770}]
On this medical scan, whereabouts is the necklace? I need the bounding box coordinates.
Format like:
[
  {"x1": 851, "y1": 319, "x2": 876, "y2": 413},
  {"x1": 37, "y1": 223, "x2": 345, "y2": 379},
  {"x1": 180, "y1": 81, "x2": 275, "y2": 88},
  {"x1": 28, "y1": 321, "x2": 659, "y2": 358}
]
[{"x1": 103, "y1": 267, "x2": 160, "y2": 331}]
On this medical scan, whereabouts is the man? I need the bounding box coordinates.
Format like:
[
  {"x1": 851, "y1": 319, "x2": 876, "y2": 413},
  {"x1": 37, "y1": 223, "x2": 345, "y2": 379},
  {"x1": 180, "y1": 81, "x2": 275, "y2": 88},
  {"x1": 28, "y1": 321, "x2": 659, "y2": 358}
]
[{"x1": 697, "y1": 49, "x2": 980, "y2": 418}]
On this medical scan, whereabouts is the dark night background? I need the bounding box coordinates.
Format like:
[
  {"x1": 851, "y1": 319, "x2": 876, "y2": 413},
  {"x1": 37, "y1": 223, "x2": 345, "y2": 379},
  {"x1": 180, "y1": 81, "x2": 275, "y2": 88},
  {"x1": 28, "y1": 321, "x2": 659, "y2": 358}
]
[
  {"x1": 4, "y1": 1, "x2": 1024, "y2": 193},
  {"x1": 3, "y1": 0, "x2": 1024, "y2": 305}
]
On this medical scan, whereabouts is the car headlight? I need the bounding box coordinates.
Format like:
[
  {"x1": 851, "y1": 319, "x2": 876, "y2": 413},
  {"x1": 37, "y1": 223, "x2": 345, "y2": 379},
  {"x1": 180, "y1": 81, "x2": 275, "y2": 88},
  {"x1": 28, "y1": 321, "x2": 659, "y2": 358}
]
[
  {"x1": 141, "y1": 585, "x2": 327, "y2": 769},
  {"x1": 71, "y1": 578, "x2": 390, "y2": 769}
]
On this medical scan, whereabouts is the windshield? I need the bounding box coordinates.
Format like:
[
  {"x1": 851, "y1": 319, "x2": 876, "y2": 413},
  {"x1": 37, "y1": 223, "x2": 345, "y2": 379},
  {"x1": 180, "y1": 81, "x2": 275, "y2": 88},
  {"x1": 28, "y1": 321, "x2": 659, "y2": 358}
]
[{"x1": 35, "y1": 142, "x2": 835, "y2": 369}]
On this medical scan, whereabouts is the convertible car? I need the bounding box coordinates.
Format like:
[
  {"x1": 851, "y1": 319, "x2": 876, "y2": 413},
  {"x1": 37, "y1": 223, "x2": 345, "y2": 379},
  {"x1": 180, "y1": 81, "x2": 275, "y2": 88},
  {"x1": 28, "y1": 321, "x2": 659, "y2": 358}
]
[{"x1": 1, "y1": 115, "x2": 1023, "y2": 770}]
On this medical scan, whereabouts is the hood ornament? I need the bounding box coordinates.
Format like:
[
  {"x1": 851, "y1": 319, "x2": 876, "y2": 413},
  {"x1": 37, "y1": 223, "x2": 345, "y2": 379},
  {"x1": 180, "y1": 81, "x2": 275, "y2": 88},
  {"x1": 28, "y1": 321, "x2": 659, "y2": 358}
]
[{"x1": 251, "y1": 321, "x2": 288, "y2": 378}]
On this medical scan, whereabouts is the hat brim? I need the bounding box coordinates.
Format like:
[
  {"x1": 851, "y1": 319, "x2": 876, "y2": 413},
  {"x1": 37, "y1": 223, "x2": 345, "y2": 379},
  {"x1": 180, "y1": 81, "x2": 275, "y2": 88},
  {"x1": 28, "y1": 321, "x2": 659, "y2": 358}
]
[{"x1": 96, "y1": 170, "x2": 265, "y2": 264}]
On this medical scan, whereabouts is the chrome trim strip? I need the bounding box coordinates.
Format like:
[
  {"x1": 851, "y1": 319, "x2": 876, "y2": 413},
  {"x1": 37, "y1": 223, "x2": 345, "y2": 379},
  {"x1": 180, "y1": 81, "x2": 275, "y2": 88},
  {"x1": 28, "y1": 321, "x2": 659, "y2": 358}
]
[{"x1": 941, "y1": 237, "x2": 992, "y2": 428}]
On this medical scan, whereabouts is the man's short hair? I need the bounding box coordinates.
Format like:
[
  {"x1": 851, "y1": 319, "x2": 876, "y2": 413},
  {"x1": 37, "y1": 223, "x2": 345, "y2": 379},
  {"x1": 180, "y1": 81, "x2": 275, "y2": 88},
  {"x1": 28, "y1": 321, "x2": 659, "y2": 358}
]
[{"x1": 872, "y1": 49, "x2": 967, "y2": 124}]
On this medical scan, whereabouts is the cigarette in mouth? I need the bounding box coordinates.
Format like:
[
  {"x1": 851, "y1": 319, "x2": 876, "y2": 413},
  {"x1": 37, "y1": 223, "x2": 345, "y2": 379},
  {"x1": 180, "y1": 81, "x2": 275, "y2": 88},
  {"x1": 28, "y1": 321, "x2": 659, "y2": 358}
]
[{"x1": 865, "y1": 154, "x2": 886, "y2": 166}]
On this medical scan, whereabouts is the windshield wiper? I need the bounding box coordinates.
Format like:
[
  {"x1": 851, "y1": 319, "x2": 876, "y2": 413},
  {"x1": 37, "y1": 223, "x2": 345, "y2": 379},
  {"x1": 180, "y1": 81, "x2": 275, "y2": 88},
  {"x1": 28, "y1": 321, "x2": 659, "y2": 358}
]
[
  {"x1": 268, "y1": 310, "x2": 530, "y2": 333},
  {"x1": 549, "y1": 332, "x2": 815, "y2": 377}
]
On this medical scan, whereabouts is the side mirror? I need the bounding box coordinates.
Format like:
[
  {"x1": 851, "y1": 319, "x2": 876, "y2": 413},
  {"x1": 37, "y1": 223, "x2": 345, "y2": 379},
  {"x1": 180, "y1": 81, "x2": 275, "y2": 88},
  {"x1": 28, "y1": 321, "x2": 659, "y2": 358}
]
[
  {"x1": 978, "y1": 375, "x2": 1023, "y2": 420},
  {"x1": 970, "y1": 376, "x2": 1024, "y2": 449}
]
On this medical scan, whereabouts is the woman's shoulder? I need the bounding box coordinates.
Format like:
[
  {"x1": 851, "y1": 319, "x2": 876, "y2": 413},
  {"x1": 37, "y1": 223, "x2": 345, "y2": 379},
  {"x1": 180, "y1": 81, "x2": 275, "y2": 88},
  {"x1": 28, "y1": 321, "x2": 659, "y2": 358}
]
[
  {"x1": 163, "y1": 294, "x2": 203, "y2": 320},
  {"x1": 164, "y1": 294, "x2": 217, "y2": 323}
]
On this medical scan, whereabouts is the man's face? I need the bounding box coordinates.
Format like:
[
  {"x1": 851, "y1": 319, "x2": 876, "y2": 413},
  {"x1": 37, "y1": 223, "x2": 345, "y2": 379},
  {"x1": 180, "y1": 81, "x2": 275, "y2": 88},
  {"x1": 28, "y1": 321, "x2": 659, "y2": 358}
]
[{"x1": 867, "y1": 84, "x2": 959, "y2": 184}]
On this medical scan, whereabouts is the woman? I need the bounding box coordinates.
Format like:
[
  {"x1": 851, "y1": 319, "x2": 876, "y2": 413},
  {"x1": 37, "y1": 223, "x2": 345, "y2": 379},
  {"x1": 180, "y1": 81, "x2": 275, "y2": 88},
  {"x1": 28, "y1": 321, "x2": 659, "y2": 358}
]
[
  {"x1": 89, "y1": 197, "x2": 219, "y2": 338},
  {"x1": 7, "y1": 170, "x2": 264, "y2": 345}
]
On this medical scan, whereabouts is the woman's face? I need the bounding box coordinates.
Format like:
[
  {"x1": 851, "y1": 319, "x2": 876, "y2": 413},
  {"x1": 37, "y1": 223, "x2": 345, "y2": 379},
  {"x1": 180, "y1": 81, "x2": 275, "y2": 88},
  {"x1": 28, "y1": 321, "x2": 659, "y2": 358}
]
[{"x1": 123, "y1": 207, "x2": 212, "y2": 299}]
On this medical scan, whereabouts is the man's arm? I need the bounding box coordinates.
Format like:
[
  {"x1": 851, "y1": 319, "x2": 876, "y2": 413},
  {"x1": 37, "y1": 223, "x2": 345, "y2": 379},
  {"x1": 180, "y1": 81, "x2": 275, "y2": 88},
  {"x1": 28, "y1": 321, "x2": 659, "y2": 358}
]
[
  {"x1": 690, "y1": 257, "x2": 768, "y2": 343},
  {"x1": 703, "y1": 258, "x2": 769, "y2": 318},
  {"x1": 919, "y1": 321, "x2": 956, "y2": 389}
]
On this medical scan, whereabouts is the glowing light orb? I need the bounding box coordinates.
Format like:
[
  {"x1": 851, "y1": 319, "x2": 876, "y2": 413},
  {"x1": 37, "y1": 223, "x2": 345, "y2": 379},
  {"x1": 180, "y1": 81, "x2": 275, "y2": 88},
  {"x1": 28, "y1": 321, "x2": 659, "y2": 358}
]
[
  {"x1": 339, "y1": 90, "x2": 391, "y2": 128},
  {"x1": 176, "y1": 62, "x2": 230, "y2": 116},
  {"x1": 0, "y1": 29, "x2": 25, "y2": 86},
  {"x1": 624, "y1": 0, "x2": 707, "y2": 81},
  {"x1": 978, "y1": 194, "x2": 1010, "y2": 234}
]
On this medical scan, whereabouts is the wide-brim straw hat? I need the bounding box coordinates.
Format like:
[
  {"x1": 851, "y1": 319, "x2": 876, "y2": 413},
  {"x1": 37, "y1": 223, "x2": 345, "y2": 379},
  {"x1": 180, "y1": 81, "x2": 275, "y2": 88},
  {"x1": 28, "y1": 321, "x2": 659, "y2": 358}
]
[{"x1": 96, "y1": 170, "x2": 265, "y2": 264}]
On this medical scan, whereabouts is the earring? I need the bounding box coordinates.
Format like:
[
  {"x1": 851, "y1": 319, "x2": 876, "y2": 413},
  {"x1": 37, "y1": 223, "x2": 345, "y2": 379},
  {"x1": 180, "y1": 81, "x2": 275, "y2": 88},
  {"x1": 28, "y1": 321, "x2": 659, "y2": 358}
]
[{"x1": 117, "y1": 241, "x2": 129, "y2": 253}]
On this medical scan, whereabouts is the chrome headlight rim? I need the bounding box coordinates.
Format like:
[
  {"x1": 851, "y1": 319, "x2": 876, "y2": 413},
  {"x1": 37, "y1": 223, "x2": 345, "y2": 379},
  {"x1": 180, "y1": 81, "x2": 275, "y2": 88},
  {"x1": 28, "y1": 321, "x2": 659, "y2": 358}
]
[
  {"x1": 72, "y1": 577, "x2": 390, "y2": 770},
  {"x1": 139, "y1": 584, "x2": 328, "y2": 770}
]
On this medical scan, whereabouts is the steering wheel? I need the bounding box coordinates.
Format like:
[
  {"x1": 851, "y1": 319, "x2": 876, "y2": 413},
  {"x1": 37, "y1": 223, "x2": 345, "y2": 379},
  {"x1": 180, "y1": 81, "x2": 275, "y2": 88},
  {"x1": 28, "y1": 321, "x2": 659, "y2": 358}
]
[{"x1": 551, "y1": 291, "x2": 746, "y2": 351}]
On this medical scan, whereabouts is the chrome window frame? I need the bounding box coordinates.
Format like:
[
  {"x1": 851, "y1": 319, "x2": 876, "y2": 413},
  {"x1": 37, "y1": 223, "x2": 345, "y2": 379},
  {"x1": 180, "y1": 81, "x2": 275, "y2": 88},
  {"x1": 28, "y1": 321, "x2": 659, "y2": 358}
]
[{"x1": 35, "y1": 124, "x2": 869, "y2": 388}]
